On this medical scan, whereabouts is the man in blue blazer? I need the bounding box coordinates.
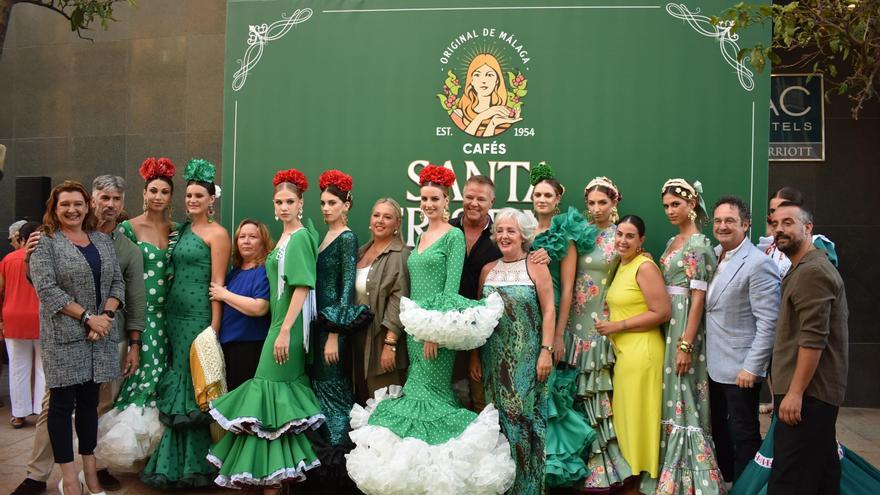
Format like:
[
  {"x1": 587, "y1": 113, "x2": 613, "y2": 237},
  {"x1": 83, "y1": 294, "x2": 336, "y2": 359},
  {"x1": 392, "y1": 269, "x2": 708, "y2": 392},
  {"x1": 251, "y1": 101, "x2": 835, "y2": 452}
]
[{"x1": 705, "y1": 196, "x2": 781, "y2": 484}]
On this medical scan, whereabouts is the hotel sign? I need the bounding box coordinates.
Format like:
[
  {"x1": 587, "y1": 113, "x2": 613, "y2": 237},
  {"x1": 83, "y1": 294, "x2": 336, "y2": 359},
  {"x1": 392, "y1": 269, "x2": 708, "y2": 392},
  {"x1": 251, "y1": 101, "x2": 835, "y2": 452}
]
[{"x1": 769, "y1": 74, "x2": 825, "y2": 161}]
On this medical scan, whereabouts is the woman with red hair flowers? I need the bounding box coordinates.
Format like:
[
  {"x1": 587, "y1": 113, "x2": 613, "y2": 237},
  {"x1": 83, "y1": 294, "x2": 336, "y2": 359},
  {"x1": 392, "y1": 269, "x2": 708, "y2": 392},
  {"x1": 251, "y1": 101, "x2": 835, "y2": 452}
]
[
  {"x1": 96, "y1": 157, "x2": 176, "y2": 471},
  {"x1": 346, "y1": 165, "x2": 515, "y2": 494},
  {"x1": 303, "y1": 169, "x2": 372, "y2": 489},
  {"x1": 208, "y1": 168, "x2": 324, "y2": 493}
]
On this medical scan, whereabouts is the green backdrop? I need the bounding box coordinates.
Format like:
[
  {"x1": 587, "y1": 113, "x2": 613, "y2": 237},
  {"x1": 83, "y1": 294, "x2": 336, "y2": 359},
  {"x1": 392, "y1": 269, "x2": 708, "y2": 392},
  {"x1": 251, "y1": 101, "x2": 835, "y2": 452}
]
[{"x1": 221, "y1": 0, "x2": 770, "y2": 255}]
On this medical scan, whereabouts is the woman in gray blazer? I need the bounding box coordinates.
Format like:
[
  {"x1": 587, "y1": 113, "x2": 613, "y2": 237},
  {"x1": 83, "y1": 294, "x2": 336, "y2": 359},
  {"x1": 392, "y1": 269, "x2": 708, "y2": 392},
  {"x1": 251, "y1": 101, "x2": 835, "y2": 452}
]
[{"x1": 29, "y1": 180, "x2": 124, "y2": 495}]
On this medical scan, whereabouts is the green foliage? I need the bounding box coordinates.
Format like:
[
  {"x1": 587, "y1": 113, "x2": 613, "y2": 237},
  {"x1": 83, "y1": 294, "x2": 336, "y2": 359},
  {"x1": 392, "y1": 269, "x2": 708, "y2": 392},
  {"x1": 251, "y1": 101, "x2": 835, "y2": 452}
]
[
  {"x1": 33, "y1": 0, "x2": 134, "y2": 38},
  {"x1": 712, "y1": 1, "x2": 879, "y2": 119}
]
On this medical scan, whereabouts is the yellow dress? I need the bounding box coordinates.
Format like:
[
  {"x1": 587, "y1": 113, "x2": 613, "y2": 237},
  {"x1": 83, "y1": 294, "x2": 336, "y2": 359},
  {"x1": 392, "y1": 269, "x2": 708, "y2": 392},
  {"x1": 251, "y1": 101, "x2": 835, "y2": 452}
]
[{"x1": 605, "y1": 254, "x2": 664, "y2": 478}]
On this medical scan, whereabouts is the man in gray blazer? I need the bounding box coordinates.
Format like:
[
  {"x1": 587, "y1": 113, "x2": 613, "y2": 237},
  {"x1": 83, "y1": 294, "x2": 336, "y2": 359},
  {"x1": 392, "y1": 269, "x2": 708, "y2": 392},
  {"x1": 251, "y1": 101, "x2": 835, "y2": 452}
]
[{"x1": 705, "y1": 195, "x2": 780, "y2": 484}]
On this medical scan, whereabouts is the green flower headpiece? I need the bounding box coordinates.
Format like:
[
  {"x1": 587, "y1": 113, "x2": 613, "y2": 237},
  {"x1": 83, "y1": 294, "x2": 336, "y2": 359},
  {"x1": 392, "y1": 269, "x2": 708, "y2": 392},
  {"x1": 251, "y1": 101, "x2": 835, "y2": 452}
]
[
  {"x1": 184, "y1": 158, "x2": 216, "y2": 184},
  {"x1": 529, "y1": 161, "x2": 555, "y2": 186}
]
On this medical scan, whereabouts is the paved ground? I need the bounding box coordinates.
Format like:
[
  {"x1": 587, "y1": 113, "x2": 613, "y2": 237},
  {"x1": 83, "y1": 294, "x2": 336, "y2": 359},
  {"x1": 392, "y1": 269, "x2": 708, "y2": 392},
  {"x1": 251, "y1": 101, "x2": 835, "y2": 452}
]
[{"x1": 1, "y1": 395, "x2": 877, "y2": 494}]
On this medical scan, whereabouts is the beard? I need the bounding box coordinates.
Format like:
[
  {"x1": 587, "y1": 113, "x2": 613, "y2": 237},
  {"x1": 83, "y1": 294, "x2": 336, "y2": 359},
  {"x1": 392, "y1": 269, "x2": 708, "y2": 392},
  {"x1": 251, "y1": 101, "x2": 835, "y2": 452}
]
[{"x1": 775, "y1": 233, "x2": 803, "y2": 256}]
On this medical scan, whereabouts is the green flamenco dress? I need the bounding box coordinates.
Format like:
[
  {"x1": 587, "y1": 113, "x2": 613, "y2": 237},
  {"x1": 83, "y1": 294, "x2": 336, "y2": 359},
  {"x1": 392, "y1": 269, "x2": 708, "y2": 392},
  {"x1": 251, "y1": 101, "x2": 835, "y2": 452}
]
[
  {"x1": 141, "y1": 222, "x2": 217, "y2": 488},
  {"x1": 480, "y1": 258, "x2": 549, "y2": 495},
  {"x1": 641, "y1": 233, "x2": 723, "y2": 495},
  {"x1": 95, "y1": 221, "x2": 171, "y2": 471},
  {"x1": 207, "y1": 221, "x2": 324, "y2": 487},
  {"x1": 531, "y1": 207, "x2": 605, "y2": 487},
  {"x1": 306, "y1": 229, "x2": 372, "y2": 490},
  {"x1": 732, "y1": 416, "x2": 880, "y2": 495},
  {"x1": 346, "y1": 228, "x2": 514, "y2": 495},
  {"x1": 562, "y1": 224, "x2": 633, "y2": 490}
]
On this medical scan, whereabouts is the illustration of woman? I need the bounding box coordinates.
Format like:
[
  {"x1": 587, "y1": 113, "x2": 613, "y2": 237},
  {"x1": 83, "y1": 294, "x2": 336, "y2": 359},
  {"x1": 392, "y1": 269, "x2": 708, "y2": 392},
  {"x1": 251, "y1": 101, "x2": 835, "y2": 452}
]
[{"x1": 451, "y1": 53, "x2": 521, "y2": 137}]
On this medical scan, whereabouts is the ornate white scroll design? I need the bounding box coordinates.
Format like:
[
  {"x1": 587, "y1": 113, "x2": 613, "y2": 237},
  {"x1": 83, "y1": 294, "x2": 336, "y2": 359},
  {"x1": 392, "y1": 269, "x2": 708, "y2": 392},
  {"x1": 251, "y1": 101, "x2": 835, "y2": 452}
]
[
  {"x1": 665, "y1": 3, "x2": 754, "y2": 91},
  {"x1": 232, "y1": 8, "x2": 313, "y2": 91}
]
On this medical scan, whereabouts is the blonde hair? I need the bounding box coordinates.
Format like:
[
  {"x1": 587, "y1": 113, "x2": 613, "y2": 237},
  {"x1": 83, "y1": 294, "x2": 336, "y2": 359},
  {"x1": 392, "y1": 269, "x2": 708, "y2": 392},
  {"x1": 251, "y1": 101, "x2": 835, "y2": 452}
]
[
  {"x1": 458, "y1": 54, "x2": 508, "y2": 124},
  {"x1": 231, "y1": 219, "x2": 274, "y2": 268},
  {"x1": 371, "y1": 198, "x2": 403, "y2": 242}
]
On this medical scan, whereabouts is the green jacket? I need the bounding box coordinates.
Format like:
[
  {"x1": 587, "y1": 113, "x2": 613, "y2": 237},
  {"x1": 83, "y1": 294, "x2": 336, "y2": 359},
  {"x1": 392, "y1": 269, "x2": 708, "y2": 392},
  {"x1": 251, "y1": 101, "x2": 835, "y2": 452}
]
[{"x1": 112, "y1": 228, "x2": 145, "y2": 340}]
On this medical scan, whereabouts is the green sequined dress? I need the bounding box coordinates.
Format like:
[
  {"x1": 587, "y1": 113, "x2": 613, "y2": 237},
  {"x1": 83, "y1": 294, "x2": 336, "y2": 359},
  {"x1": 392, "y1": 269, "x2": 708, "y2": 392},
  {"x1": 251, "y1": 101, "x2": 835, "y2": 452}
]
[
  {"x1": 207, "y1": 221, "x2": 324, "y2": 487},
  {"x1": 346, "y1": 228, "x2": 514, "y2": 495},
  {"x1": 95, "y1": 221, "x2": 171, "y2": 471},
  {"x1": 481, "y1": 258, "x2": 548, "y2": 495},
  {"x1": 141, "y1": 222, "x2": 217, "y2": 488},
  {"x1": 641, "y1": 233, "x2": 723, "y2": 495}
]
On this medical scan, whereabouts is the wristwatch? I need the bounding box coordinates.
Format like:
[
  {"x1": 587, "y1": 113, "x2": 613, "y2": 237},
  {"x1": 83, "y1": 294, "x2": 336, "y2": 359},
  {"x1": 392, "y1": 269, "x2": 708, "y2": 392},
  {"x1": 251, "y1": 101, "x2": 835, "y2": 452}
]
[
  {"x1": 384, "y1": 343, "x2": 397, "y2": 352},
  {"x1": 129, "y1": 339, "x2": 142, "y2": 347},
  {"x1": 540, "y1": 344, "x2": 554, "y2": 354},
  {"x1": 102, "y1": 309, "x2": 116, "y2": 319},
  {"x1": 80, "y1": 310, "x2": 93, "y2": 326}
]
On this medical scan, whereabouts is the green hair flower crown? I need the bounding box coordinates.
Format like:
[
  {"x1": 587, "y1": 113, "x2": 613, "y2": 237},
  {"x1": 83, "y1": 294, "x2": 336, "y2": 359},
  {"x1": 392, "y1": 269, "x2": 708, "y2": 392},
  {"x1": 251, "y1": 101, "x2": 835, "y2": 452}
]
[
  {"x1": 184, "y1": 158, "x2": 216, "y2": 184},
  {"x1": 529, "y1": 161, "x2": 555, "y2": 186}
]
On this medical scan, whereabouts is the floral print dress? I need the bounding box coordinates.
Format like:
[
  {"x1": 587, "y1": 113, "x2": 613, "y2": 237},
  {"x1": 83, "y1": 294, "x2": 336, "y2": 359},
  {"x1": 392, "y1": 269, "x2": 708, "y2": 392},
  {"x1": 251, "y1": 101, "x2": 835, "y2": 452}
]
[{"x1": 642, "y1": 233, "x2": 724, "y2": 495}]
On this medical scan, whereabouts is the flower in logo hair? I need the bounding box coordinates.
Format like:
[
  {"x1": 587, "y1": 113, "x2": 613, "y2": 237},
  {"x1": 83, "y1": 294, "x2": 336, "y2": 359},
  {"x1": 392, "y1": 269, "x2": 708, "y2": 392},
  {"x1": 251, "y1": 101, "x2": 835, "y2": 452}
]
[
  {"x1": 139, "y1": 157, "x2": 176, "y2": 182},
  {"x1": 273, "y1": 168, "x2": 309, "y2": 192},
  {"x1": 529, "y1": 161, "x2": 555, "y2": 186},
  {"x1": 318, "y1": 169, "x2": 353, "y2": 192},
  {"x1": 418, "y1": 164, "x2": 456, "y2": 188},
  {"x1": 184, "y1": 158, "x2": 216, "y2": 184}
]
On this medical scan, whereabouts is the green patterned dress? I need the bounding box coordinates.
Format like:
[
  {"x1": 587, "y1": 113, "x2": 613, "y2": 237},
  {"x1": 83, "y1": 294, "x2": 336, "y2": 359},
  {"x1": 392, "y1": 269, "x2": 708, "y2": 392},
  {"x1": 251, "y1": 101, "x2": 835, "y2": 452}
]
[
  {"x1": 207, "y1": 221, "x2": 324, "y2": 487},
  {"x1": 346, "y1": 228, "x2": 514, "y2": 494},
  {"x1": 481, "y1": 258, "x2": 548, "y2": 495},
  {"x1": 641, "y1": 233, "x2": 723, "y2": 495},
  {"x1": 95, "y1": 221, "x2": 171, "y2": 470},
  {"x1": 563, "y1": 224, "x2": 633, "y2": 490},
  {"x1": 141, "y1": 223, "x2": 217, "y2": 488}
]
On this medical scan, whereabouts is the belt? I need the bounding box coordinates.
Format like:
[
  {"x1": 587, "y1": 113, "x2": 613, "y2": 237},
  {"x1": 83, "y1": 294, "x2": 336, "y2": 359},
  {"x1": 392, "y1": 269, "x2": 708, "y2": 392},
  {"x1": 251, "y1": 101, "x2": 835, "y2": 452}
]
[{"x1": 666, "y1": 285, "x2": 689, "y2": 296}]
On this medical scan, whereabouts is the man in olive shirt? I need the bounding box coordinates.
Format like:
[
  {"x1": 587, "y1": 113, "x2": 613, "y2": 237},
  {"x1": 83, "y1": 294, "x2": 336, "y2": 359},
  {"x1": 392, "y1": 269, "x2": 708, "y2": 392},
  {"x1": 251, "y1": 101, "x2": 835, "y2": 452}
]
[
  {"x1": 768, "y1": 202, "x2": 848, "y2": 495},
  {"x1": 13, "y1": 176, "x2": 145, "y2": 495}
]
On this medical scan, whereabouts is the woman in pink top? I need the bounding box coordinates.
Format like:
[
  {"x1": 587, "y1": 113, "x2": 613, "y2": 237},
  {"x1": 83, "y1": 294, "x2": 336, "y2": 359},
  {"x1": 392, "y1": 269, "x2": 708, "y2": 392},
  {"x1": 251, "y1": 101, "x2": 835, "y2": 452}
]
[{"x1": 0, "y1": 221, "x2": 44, "y2": 428}]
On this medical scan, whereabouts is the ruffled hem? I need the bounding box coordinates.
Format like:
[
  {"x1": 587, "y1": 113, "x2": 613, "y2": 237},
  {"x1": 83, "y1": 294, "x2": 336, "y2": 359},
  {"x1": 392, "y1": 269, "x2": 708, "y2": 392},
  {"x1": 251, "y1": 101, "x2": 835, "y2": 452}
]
[
  {"x1": 156, "y1": 367, "x2": 211, "y2": 427},
  {"x1": 650, "y1": 421, "x2": 725, "y2": 495},
  {"x1": 207, "y1": 454, "x2": 320, "y2": 488},
  {"x1": 399, "y1": 292, "x2": 504, "y2": 351},
  {"x1": 316, "y1": 304, "x2": 374, "y2": 335},
  {"x1": 95, "y1": 404, "x2": 164, "y2": 471},
  {"x1": 546, "y1": 455, "x2": 589, "y2": 488},
  {"x1": 545, "y1": 370, "x2": 594, "y2": 488},
  {"x1": 209, "y1": 376, "x2": 325, "y2": 439},
  {"x1": 346, "y1": 386, "x2": 516, "y2": 495},
  {"x1": 532, "y1": 207, "x2": 598, "y2": 260}
]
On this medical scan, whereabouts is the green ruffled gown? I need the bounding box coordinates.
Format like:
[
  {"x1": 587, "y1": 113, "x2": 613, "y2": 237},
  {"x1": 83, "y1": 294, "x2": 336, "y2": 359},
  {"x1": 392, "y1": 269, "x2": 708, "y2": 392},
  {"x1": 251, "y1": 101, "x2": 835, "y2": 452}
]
[
  {"x1": 732, "y1": 416, "x2": 880, "y2": 495},
  {"x1": 531, "y1": 207, "x2": 604, "y2": 488},
  {"x1": 307, "y1": 229, "x2": 371, "y2": 488},
  {"x1": 563, "y1": 224, "x2": 633, "y2": 490},
  {"x1": 141, "y1": 223, "x2": 217, "y2": 488},
  {"x1": 641, "y1": 233, "x2": 723, "y2": 495},
  {"x1": 481, "y1": 258, "x2": 548, "y2": 495},
  {"x1": 346, "y1": 228, "x2": 514, "y2": 495},
  {"x1": 95, "y1": 221, "x2": 171, "y2": 471},
  {"x1": 207, "y1": 221, "x2": 324, "y2": 487}
]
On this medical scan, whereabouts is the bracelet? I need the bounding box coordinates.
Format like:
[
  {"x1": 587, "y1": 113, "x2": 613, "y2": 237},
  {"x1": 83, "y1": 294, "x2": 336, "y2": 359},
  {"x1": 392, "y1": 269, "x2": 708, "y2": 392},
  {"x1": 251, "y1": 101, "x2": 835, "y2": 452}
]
[
  {"x1": 678, "y1": 338, "x2": 694, "y2": 354},
  {"x1": 383, "y1": 343, "x2": 397, "y2": 352},
  {"x1": 128, "y1": 339, "x2": 142, "y2": 347},
  {"x1": 540, "y1": 344, "x2": 554, "y2": 354},
  {"x1": 622, "y1": 319, "x2": 628, "y2": 330}
]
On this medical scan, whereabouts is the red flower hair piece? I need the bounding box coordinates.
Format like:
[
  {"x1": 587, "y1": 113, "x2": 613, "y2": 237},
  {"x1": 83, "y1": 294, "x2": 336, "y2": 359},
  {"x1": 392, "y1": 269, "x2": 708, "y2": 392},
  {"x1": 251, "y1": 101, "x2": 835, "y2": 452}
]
[
  {"x1": 419, "y1": 164, "x2": 456, "y2": 188},
  {"x1": 273, "y1": 168, "x2": 308, "y2": 192},
  {"x1": 318, "y1": 169, "x2": 353, "y2": 192},
  {"x1": 139, "y1": 157, "x2": 176, "y2": 181}
]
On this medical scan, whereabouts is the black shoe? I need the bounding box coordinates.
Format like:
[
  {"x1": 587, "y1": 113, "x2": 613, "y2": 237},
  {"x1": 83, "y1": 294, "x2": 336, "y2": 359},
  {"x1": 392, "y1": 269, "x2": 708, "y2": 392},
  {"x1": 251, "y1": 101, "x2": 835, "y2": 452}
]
[
  {"x1": 96, "y1": 469, "x2": 121, "y2": 492},
  {"x1": 11, "y1": 478, "x2": 47, "y2": 495}
]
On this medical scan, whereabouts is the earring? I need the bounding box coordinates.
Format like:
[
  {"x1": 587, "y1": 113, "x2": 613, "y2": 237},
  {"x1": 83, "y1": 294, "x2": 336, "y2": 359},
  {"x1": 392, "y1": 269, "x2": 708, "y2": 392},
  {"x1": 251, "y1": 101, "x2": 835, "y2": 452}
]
[
  {"x1": 393, "y1": 229, "x2": 399, "y2": 236},
  {"x1": 166, "y1": 204, "x2": 174, "y2": 220},
  {"x1": 297, "y1": 207, "x2": 303, "y2": 220},
  {"x1": 274, "y1": 215, "x2": 279, "y2": 222},
  {"x1": 208, "y1": 204, "x2": 215, "y2": 223},
  {"x1": 553, "y1": 206, "x2": 560, "y2": 216},
  {"x1": 610, "y1": 206, "x2": 620, "y2": 224},
  {"x1": 687, "y1": 209, "x2": 697, "y2": 222},
  {"x1": 442, "y1": 206, "x2": 450, "y2": 222},
  {"x1": 419, "y1": 210, "x2": 425, "y2": 223},
  {"x1": 142, "y1": 198, "x2": 148, "y2": 213},
  {"x1": 342, "y1": 211, "x2": 348, "y2": 225}
]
